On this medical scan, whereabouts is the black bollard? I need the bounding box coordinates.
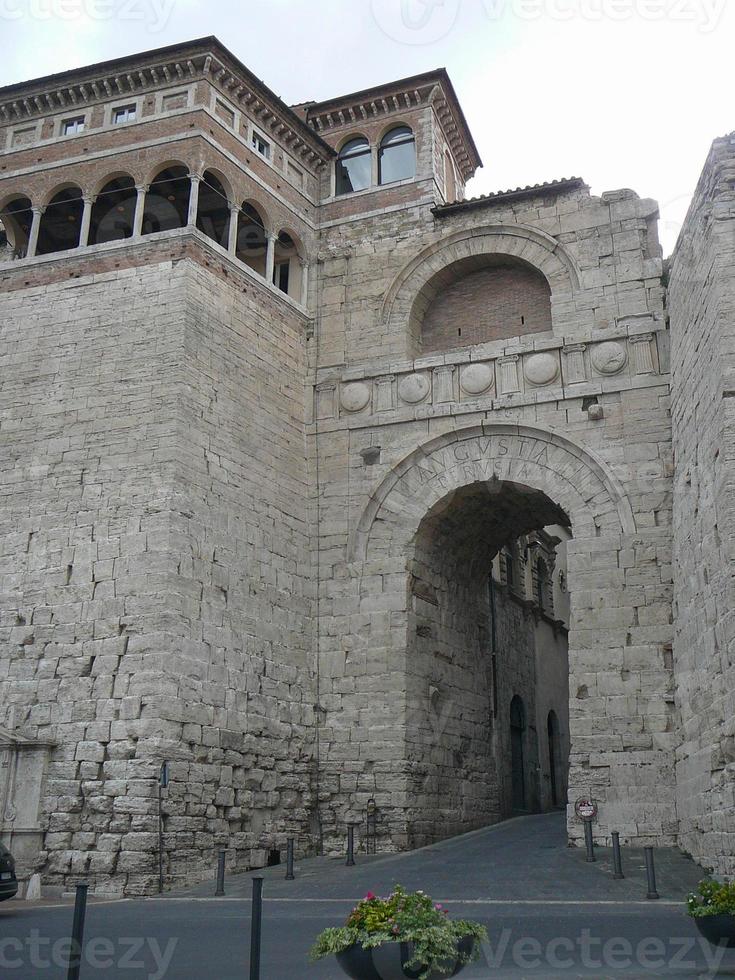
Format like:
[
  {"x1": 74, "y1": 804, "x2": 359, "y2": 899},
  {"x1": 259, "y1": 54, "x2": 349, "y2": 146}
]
[
  {"x1": 346, "y1": 825, "x2": 356, "y2": 867},
  {"x1": 285, "y1": 838, "x2": 295, "y2": 881},
  {"x1": 215, "y1": 850, "x2": 226, "y2": 897},
  {"x1": 611, "y1": 833, "x2": 624, "y2": 879},
  {"x1": 66, "y1": 882, "x2": 89, "y2": 980},
  {"x1": 249, "y1": 876, "x2": 264, "y2": 980},
  {"x1": 584, "y1": 820, "x2": 595, "y2": 863},
  {"x1": 644, "y1": 847, "x2": 659, "y2": 900}
]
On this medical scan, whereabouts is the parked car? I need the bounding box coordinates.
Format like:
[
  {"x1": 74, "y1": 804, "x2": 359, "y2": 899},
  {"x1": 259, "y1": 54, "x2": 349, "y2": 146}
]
[{"x1": 0, "y1": 844, "x2": 18, "y2": 901}]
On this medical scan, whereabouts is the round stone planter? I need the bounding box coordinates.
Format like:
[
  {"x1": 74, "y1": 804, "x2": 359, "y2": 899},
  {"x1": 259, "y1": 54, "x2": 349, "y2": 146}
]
[
  {"x1": 693, "y1": 914, "x2": 735, "y2": 948},
  {"x1": 335, "y1": 936, "x2": 475, "y2": 980}
]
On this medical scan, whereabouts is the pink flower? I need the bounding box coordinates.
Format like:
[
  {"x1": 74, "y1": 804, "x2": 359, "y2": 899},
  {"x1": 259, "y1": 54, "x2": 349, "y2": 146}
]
[
  {"x1": 435, "y1": 904, "x2": 442, "y2": 910},
  {"x1": 365, "y1": 891, "x2": 375, "y2": 900}
]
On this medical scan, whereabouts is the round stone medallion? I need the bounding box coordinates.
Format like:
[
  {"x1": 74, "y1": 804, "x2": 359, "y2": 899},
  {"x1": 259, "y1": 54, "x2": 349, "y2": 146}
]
[
  {"x1": 340, "y1": 381, "x2": 371, "y2": 413},
  {"x1": 591, "y1": 341, "x2": 628, "y2": 376},
  {"x1": 397, "y1": 373, "x2": 430, "y2": 404},
  {"x1": 460, "y1": 363, "x2": 495, "y2": 396},
  {"x1": 524, "y1": 353, "x2": 559, "y2": 387}
]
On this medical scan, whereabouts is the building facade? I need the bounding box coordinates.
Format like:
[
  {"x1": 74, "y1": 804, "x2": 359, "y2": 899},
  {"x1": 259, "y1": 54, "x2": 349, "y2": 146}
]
[{"x1": 0, "y1": 37, "x2": 732, "y2": 896}]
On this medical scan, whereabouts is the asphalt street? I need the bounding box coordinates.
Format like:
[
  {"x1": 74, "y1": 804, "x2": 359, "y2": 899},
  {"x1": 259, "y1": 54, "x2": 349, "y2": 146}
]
[{"x1": 2, "y1": 813, "x2": 733, "y2": 979}]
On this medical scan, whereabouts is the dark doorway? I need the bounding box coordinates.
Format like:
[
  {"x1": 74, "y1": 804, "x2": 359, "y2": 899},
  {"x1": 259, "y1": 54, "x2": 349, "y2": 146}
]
[
  {"x1": 547, "y1": 710, "x2": 561, "y2": 807},
  {"x1": 510, "y1": 695, "x2": 527, "y2": 812}
]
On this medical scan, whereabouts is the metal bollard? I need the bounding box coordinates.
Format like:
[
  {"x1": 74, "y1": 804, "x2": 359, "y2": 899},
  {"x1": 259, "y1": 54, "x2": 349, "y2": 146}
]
[
  {"x1": 584, "y1": 820, "x2": 596, "y2": 863},
  {"x1": 215, "y1": 850, "x2": 226, "y2": 897},
  {"x1": 249, "y1": 876, "x2": 264, "y2": 980},
  {"x1": 346, "y1": 825, "x2": 356, "y2": 867},
  {"x1": 611, "y1": 833, "x2": 624, "y2": 879},
  {"x1": 66, "y1": 882, "x2": 89, "y2": 980},
  {"x1": 644, "y1": 847, "x2": 660, "y2": 900},
  {"x1": 285, "y1": 838, "x2": 295, "y2": 881}
]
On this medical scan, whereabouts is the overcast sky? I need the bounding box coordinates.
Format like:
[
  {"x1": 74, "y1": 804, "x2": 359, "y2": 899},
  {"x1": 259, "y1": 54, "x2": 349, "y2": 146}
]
[{"x1": 2, "y1": 0, "x2": 732, "y2": 253}]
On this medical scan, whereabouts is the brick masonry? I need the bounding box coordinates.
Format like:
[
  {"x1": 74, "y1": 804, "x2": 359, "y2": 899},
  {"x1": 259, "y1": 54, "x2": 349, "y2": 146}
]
[{"x1": 0, "y1": 38, "x2": 732, "y2": 894}]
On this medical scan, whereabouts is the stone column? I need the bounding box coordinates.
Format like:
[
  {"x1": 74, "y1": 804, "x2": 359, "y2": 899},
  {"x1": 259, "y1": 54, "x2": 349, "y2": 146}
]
[
  {"x1": 187, "y1": 174, "x2": 201, "y2": 228},
  {"x1": 371, "y1": 146, "x2": 379, "y2": 188},
  {"x1": 79, "y1": 196, "x2": 94, "y2": 248},
  {"x1": 27, "y1": 206, "x2": 44, "y2": 258},
  {"x1": 132, "y1": 185, "x2": 147, "y2": 238},
  {"x1": 300, "y1": 258, "x2": 309, "y2": 306},
  {"x1": 630, "y1": 334, "x2": 656, "y2": 375},
  {"x1": 374, "y1": 375, "x2": 395, "y2": 413},
  {"x1": 433, "y1": 365, "x2": 455, "y2": 404},
  {"x1": 498, "y1": 355, "x2": 520, "y2": 394},
  {"x1": 265, "y1": 233, "x2": 276, "y2": 284},
  {"x1": 228, "y1": 204, "x2": 239, "y2": 255},
  {"x1": 562, "y1": 344, "x2": 587, "y2": 385}
]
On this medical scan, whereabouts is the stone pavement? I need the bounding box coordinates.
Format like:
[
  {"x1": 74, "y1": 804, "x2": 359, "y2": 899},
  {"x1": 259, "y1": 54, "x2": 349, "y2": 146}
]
[{"x1": 2, "y1": 813, "x2": 733, "y2": 979}]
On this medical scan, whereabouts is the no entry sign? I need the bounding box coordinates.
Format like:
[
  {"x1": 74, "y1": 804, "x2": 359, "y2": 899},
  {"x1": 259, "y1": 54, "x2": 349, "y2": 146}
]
[{"x1": 575, "y1": 798, "x2": 598, "y2": 821}]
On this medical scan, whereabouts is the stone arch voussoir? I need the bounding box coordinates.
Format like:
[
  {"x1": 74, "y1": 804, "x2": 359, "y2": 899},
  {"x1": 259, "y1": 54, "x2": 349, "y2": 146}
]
[{"x1": 350, "y1": 423, "x2": 635, "y2": 563}]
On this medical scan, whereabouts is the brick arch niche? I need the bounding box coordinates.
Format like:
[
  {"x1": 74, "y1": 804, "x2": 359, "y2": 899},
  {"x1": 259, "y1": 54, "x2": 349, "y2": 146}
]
[{"x1": 417, "y1": 253, "x2": 552, "y2": 355}]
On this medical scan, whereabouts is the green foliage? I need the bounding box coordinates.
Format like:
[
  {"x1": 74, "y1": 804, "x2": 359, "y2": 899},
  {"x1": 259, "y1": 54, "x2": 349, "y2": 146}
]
[
  {"x1": 687, "y1": 879, "x2": 735, "y2": 918},
  {"x1": 310, "y1": 885, "x2": 488, "y2": 980}
]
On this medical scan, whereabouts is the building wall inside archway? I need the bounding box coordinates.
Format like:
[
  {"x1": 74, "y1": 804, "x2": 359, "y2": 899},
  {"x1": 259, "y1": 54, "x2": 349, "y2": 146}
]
[
  {"x1": 405, "y1": 480, "x2": 570, "y2": 847},
  {"x1": 416, "y1": 256, "x2": 553, "y2": 356}
]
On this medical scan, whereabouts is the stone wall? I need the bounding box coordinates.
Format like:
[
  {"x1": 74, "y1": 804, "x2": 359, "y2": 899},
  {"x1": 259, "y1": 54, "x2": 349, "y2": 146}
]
[
  {"x1": 669, "y1": 133, "x2": 735, "y2": 876},
  {"x1": 0, "y1": 241, "x2": 314, "y2": 894}
]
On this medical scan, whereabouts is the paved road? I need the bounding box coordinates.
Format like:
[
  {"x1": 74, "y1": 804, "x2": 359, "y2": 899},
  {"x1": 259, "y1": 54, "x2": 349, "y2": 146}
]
[{"x1": 1, "y1": 814, "x2": 733, "y2": 979}]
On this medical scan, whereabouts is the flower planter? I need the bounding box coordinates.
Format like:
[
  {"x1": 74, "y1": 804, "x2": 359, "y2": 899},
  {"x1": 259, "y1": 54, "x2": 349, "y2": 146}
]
[
  {"x1": 693, "y1": 914, "x2": 735, "y2": 949},
  {"x1": 336, "y1": 936, "x2": 475, "y2": 980}
]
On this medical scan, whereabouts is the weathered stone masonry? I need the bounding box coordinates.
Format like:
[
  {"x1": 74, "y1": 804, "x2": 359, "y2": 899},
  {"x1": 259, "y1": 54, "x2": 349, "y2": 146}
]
[{"x1": 0, "y1": 37, "x2": 733, "y2": 894}]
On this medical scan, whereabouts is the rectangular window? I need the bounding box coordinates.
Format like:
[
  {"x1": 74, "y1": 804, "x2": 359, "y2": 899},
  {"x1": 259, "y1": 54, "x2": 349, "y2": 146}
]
[
  {"x1": 112, "y1": 104, "x2": 137, "y2": 125},
  {"x1": 62, "y1": 116, "x2": 85, "y2": 136},
  {"x1": 251, "y1": 130, "x2": 271, "y2": 159}
]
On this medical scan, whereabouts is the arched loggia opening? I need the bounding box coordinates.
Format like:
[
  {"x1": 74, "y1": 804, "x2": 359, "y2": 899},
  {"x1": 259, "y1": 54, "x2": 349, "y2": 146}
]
[
  {"x1": 235, "y1": 202, "x2": 267, "y2": 276},
  {"x1": 0, "y1": 197, "x2": 33, "y2": 259},
  {"x1": 89, "y1": 176, "x2": 136, "y2": 245},
  {"x1": 142, "y1": 166, "x2": 190, "y2": 235},
  {"x1": 36, "y1": 187, "x2": 84, "y2": 255},
  {"x1": 273, "y1": 230, "x2": 305, "y2": 303},
  {"x1": 405, "y1": 478, "x2": 571, "y2": 844},
  {"x1": 196, "y1": 171, "x2": 231, "y2": 249}
]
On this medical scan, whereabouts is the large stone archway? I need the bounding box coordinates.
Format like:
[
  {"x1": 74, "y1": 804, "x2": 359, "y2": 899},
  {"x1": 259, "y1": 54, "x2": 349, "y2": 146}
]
[{"x1": 321, "y1": 423, "x2": 675, "y2": 854}]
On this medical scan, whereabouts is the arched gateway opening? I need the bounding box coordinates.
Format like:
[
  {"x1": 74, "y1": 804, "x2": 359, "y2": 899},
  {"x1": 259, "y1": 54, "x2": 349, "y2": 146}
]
[
  {"x1": 346, "y1": 424, "x2": 637, "y2": 850},
  {"x1": 405, "y1": 476, "x2": 572, "y2": 843}
]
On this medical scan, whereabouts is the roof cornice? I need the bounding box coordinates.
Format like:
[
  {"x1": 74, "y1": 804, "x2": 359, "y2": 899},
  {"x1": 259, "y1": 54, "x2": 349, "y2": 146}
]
[
  {"x1": 0, "y1": 37, "x2": 334, "y2": 168},
  {"x1": 305, "y1": 68, "x2": 481, "y2": 182}
]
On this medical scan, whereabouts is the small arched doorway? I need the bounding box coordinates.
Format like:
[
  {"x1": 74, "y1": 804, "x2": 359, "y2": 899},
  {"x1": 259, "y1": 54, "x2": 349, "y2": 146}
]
[{"x1": 510, "y1": 695, "x2": 527, "y2": 813}]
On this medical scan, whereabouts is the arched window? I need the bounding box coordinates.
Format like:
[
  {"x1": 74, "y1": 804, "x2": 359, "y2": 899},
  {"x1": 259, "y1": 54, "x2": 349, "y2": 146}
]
[
  {"x1": 0, "y1": 197, "x2": 33, "y2": 259},
  {"x1": 236, "y1": 202, "x2": 267, "y2": 276},
  {"x1": 336, "y1": 137, "x2": 371, "y2": 195},
  {"x1": 379, "y1": 126, "x2": 416, "y2": 185},
  {"x1": 143, "y1": 166, "x2": 191, "y2": 234},
  {"x1": 89, "y1": 176, "x2": 136, "y2": 245},
  {"x1": 196, "y1": 171, "x2": 230, "y2": 249},
  {"x1": 36, "y1": 187, "x2": 84, "y2": 255}
]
